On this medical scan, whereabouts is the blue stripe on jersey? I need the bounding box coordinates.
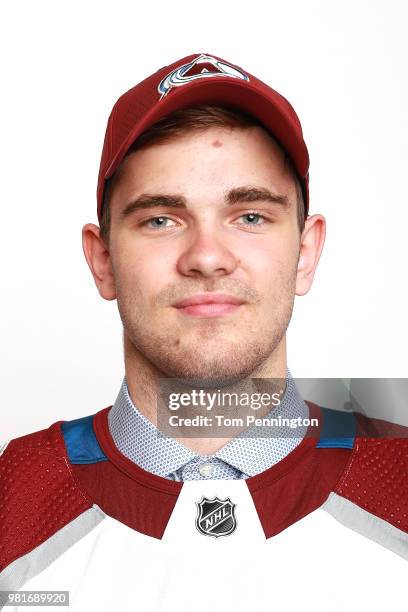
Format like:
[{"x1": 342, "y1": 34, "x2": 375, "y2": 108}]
[
  {"x1": 61, "y1": 414, "x2": 108, "y2": 464},
  {"x1": 316, "y1": 407, "x2": 356, "y2": 449},
  {"x1": 60, "y1": 406, "x2": 355, "y2": 464}
]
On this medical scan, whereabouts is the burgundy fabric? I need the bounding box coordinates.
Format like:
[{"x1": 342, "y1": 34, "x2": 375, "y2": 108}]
[
  {"x1": 0, "y1": 422, "x2": 92, "y2": 572},
  {"x1": 96, "y1": 52, "x2": 310, "y2": 222},
  {"x1": 70, "y1": 460, "x2": 180, "y2": 540},
  {"x1": 93, "y1": 407, "x2": 183, "y2": 496},
  {"x1": 71, "y1": 407, "x2": 183, "y2": 539},
  {"x1": 335, "y1": 412, "x2": 408, "y2": 533},
  {"x1": 3, "y1": 400, "x2": 408, "y2": 579},
  {"x1": 90, "y1": 401, "x2": 351, "y2": 540},
  {"x1": 246, "y1": 401, "x2": 353, "y2": 538}
]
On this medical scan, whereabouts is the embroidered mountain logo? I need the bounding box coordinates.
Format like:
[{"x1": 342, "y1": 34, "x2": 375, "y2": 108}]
[
  {"x1": 157, "y1": 53, "x2": 249, "y2": 99},
  {"x1": 195, "y1": 496, "x2": 237, "y2": 538}
]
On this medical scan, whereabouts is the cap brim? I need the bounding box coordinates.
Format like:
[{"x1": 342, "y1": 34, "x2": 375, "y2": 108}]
[{"x1": 105, "y1": 77, "x2": 309, "y2": 180}]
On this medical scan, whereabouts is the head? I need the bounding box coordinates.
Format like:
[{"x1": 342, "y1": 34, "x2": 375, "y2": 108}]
[
  {"x1": 99, "y1": 106, "x2": 308, "y2": 245},
  {"x1": 83, "y1": 104, "x2": 325, "y2": 383}
]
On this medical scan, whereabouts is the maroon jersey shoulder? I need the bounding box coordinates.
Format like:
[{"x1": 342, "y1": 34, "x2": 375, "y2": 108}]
[
  {"x1": 333, "y1": 411, "x2": 408, "y2": 533},
  {"x1": 0, "y1": 420, "x2": 92, "y2": 573}
]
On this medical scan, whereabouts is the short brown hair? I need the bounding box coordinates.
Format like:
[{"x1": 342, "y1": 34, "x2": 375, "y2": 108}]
[{"x1": 99, "y1": 105, "x2": 306, "y2": 245}]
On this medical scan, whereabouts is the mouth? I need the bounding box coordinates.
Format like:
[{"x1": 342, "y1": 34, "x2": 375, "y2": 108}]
[{"x1": 172, "y1": 293, "x2": 245, "y2": 318}]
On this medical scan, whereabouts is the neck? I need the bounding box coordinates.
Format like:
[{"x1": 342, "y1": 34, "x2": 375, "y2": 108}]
[{"x1": 123, "y1": 333, "x2": 288, "y2": 455}]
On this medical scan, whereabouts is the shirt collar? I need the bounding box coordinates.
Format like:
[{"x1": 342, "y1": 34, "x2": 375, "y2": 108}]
[
  {"x1": 213, "y1": 373, "x2": 309, "y2": 476},
  {"x1": 108, "y1": 380, "x2": 196, "y2": 476},
  {"x1": 108, "y1": 369, "x2": 309, "y2": 478}
]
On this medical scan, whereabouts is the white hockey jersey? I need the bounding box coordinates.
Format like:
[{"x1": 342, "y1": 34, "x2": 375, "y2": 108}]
[{"x1": 1, "y1": 400, "x2": 408, "y2": 611}]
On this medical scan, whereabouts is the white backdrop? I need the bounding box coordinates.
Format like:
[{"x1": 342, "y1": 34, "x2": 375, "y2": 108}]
[{"x1": 1, "y1": 0, "x2": 407, "y2": 439}]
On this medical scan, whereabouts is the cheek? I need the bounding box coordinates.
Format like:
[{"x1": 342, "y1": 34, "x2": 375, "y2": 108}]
[
  {"x1": 241, "y1": 238, "x2": 299, "y2": 296},
  {"x1": 115, "y1": 246, "x2": 174, "y2": 300},
  {"x1": 241, "y1": 237, "x2": 294, "y2": 274}
]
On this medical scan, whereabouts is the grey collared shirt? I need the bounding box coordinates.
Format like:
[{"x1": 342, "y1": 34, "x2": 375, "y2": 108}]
[{"x1": 108, "y1": 369, "x2": 309, "y2": 481}]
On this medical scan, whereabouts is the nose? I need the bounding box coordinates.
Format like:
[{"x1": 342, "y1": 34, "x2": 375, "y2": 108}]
[{"x1": 176, "y1": 224, "x2": 239, "y2": 278}]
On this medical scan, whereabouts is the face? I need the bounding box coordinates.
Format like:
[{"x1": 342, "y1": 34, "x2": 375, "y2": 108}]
[{"x1": 85, "y1": 126, "x2": 324, "y2": 383}]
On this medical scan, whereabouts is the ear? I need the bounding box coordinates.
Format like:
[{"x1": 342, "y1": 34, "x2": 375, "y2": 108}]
[
  {"x1": 296, "y1": 214, "x2": 326, "y2": 296},
  {"x1": 82, "y1": 223, "x2": 116, "y2": 300}
]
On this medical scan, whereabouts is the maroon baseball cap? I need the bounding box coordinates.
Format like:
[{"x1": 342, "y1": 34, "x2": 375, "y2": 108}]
[{"x1": 97, "y1": 52, "x2": 310, "y2": 223}]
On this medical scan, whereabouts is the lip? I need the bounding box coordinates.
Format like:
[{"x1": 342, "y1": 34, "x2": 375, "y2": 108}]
[
  {"x1": 173, "y1": 293, "x2": 243, "y2": 308},
  {"x1": 173, "y1": 293, "x2": 244, "y2": 318}
]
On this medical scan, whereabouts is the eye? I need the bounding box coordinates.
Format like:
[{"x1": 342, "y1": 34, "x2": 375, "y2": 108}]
[
  {"x1": 236, "y1": 212, "x2": 266, "y2": 226},
  {"x1": 141, "y1": 216, "x2": 177, "y2": 229}
]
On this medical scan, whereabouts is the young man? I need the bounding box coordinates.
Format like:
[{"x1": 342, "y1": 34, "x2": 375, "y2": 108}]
[{"x1": 1, "y1": 53, "x2": 407, "y2": 611}]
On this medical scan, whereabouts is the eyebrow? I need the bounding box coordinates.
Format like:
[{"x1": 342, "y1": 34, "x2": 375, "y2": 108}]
[{"x1": 120, "y1": 186, "x2": 290, "y2": 218}]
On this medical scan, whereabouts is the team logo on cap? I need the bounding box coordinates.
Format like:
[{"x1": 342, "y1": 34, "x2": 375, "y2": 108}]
[
  {"x1": 195, "y1": 495, "x2": 237, "y2": 538},
  {"x1": 158, "y1": 53, "x2": 249, "y2": 100}
]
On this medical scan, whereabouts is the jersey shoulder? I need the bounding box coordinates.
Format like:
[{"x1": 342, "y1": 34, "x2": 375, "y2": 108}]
[
  {"x1": 0, "y1": 416, "x2": 101, "y2": 587},
  {"x1": 337, "y1": 410, "x2": 408, "y2": 512},
  {"x1": 324, "y1": 409, "x2": 408, "y2": 560}
]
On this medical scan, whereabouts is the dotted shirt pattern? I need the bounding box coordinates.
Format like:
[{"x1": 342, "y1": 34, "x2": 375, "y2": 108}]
[{"x1": 108, "y1": 369, "x2": 309, "y2": 481}]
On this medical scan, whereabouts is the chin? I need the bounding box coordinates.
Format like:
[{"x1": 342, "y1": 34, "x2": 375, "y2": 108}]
[{"x1": 154, "y1": 346, "x2": 269, "y2": 388}]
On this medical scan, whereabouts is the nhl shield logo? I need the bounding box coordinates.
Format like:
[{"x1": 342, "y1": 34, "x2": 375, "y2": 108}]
[{"x1": 195, "y1": 496, "x2": 237, "y2": 538}]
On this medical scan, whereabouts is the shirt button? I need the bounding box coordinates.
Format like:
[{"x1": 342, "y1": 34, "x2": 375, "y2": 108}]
[{"x1": 199, "y1": 463, "x2": 215, "y2": 478}]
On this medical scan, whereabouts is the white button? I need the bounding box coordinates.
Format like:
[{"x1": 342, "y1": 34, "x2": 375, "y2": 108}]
[{"x1": 199, "y1": 463, "x2": 215, "y2": 478}]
